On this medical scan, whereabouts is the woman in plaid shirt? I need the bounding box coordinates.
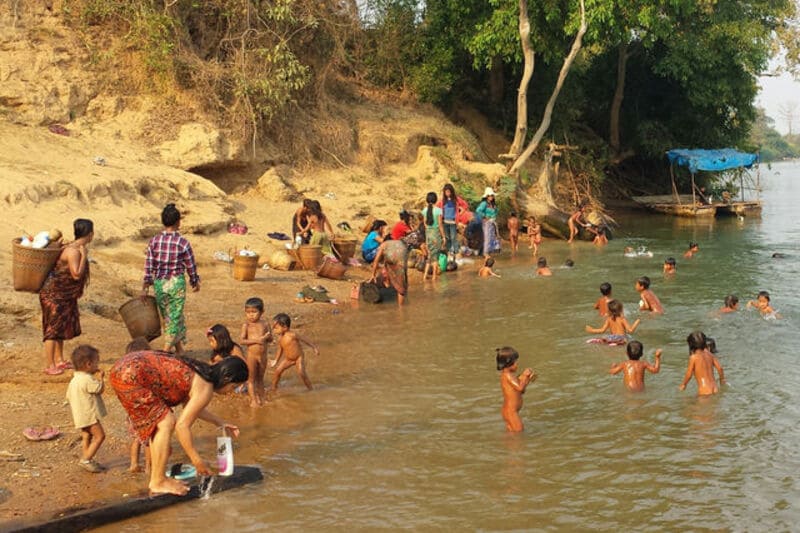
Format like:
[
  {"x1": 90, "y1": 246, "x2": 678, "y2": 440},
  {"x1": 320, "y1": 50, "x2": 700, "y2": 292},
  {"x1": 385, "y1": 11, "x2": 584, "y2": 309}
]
[{"x1": 142, "y1": 204, "x2": 200, "y2": 354}]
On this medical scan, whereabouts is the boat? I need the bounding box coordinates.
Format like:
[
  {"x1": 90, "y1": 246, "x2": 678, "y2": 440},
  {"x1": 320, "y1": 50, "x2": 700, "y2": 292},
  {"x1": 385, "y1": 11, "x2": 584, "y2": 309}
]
[{"x1": 633, "y1": 149, "x2": 761, "y2": 218}]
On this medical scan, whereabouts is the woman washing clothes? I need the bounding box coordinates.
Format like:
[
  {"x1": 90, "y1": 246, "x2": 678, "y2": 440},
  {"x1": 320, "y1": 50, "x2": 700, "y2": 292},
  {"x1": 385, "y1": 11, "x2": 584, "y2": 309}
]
[{"x1": 369, "y1": 237, "x2": 409, "y2": 306}]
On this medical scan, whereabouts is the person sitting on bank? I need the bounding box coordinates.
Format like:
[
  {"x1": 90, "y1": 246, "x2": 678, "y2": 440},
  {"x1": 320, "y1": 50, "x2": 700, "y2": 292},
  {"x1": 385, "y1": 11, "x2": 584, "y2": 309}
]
[{"x1": 362, "y1": 220, "x2": 388, "y2": 263}]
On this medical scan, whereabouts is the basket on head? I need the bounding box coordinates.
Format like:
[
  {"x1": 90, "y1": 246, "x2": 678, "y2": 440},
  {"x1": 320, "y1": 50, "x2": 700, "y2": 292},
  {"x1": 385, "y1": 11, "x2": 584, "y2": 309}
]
[
  {"x1": 317, "y1": 257, "x2": 347, "y2": 280},
  {"x1": 119, "y1": 296, "x2": 161, "y2": 341},
  {"x1": 11, "y1": 238, "x2": 63, "y2": 293}
]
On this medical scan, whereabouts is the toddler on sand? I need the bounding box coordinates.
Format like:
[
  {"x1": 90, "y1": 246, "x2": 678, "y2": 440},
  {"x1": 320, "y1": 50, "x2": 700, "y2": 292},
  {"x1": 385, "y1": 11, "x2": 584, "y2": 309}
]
[{"x1": 66, "y1": 345, "x2": 107, "y2": 473}]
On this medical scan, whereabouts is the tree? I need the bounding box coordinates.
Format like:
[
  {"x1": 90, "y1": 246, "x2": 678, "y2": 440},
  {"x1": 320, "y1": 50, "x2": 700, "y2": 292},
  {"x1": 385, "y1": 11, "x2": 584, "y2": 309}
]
[{"x1": 777, "y1": 101, "x2": 799, "y2": 135}]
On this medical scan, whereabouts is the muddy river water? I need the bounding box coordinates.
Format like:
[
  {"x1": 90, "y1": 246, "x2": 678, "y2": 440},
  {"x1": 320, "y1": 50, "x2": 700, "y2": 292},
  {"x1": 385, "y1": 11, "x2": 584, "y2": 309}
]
[{"x1": 100, "y1": 161, "x2": 799, "y2": 531}]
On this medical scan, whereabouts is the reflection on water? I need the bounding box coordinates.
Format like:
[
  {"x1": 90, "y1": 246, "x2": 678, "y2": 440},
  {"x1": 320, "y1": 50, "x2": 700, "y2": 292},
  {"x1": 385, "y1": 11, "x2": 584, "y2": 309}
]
[{"x1": 97, "y1": 162, "x2": 800, "y2": 531}]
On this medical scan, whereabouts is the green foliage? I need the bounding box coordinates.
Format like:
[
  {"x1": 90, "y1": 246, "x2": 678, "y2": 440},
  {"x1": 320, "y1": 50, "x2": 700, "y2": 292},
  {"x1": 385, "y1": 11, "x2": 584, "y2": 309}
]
[{"x1": 747, "y1": 107, "x2": 800, "y2": 162}]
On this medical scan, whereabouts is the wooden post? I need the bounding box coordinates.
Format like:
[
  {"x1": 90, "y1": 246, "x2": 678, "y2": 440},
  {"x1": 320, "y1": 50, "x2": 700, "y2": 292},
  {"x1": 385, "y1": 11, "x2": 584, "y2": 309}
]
[
  {"x1": 670, "y1": 163, "x2": 681, "y2": 205},
  {"x1": 691, "y1": 173, "x2": 696, "y2": 208}
]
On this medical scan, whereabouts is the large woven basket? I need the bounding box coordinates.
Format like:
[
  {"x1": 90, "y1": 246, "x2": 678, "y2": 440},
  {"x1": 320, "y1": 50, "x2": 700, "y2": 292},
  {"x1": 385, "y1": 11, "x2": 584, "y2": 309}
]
[
  {"x1": 317, "y1": 257, "x2": 347, "y2": 280},
  {"x1": 233, "y1": 254, "x2": 259, "y2": 281},
  {"x1": 268, "y1": 250, "x2": 296, "y2": 271},
  {"x1": 11, "y1": 238, "x2": 63, "y2": 293},
  {"x1": 119, "y1": 296, "x2": 161, "y2": 341}
]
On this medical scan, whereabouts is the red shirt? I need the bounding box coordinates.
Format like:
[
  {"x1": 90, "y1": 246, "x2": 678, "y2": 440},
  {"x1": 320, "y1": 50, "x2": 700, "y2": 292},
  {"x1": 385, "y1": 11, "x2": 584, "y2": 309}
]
[
  {"x1": 143, "y1": 231, "x2": 200, "y2": 287},
  {"x1": 391, "y1": 221, "x2": 412, "y2": 240}
]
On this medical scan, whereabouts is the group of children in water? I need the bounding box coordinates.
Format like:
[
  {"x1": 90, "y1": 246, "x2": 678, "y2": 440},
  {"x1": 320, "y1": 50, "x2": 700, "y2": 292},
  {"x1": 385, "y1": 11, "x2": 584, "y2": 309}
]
[{"x1": 496, "y1": 237, "x2": 778, "y2": 433}]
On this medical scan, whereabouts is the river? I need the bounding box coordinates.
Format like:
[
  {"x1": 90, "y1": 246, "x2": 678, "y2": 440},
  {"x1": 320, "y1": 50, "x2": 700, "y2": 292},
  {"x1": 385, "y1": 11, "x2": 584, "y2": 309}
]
[{"x1": 101, "y1": 161, "x2": 799, "y2": 531}]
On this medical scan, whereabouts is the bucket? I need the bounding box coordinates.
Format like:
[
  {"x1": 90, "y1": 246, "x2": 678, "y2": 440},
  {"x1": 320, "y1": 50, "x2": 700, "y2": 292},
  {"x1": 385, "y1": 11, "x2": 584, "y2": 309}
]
[
  {"x1": 332, "y1": 238, "x2": 357, "y2": 263},
  {"x1": 296, "y1": 245, "x2": 322, "y2": 270},
  {"x1": 11, "y1": 238, "x2": 63, "y2": 293},
  {"x1": 119, "y1": 296, "x2": 161, "y2": 341},
  {"x1": 317, "y1": 258, "x2": 347, "y2": 280},
  {"x1": 233, "y1": 254, "x2": 259, "y2": 281}
]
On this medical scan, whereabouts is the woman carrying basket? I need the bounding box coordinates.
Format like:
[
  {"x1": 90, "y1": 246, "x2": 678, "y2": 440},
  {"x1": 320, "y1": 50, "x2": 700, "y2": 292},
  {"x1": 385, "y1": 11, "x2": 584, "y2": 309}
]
[
  {"x1": 142, "y1": 204, "x2": 200, "y2": 355},
  {"x1": 40, "y1": 219, "x2": 94, "y2": 375}
]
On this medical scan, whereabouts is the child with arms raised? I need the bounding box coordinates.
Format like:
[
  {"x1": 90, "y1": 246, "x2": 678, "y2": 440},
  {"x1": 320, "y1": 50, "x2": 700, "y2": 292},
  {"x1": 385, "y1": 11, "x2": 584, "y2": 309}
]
[
  {"x1": 270, "y1": 313, "x2": 318, "y2": 394},
  {"x1": 240, "y1": 297, "x2": 272, "y2": 407},
  {"x1": 497, "y1": 347, "x2": 536, "y2": 432},
  {"x1": 585, "y1": 299, "x2": 640, "y2": 344},
  {"x1": 66, "y1": 345, "x2": 107, "y2": 473},
  {"x1": 609, "y1": 341, "x2": 662, "y2": 392},
  {"x1": 679, "y1": 331, "x2": 725, "y2": 396}
]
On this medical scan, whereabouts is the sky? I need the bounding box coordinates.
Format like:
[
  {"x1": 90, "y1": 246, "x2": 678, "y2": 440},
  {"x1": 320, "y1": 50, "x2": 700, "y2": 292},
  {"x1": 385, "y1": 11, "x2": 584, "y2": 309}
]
[{"x1": 756, "y1": 71, "x2": 800, "y2": 134}]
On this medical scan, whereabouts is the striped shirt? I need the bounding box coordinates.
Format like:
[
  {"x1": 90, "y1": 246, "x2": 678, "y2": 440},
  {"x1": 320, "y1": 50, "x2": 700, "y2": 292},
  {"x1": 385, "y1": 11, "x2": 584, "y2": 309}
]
[{"x1": 143, "y1": 231, "x2": 199, "y2": 286}]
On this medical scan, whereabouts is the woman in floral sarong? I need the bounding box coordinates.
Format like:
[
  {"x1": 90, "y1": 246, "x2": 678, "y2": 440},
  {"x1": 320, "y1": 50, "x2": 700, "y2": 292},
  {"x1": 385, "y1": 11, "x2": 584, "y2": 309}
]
[
  {"x1": 142, "y1": 204, "x2": 200, "y2": 354},
  {"x1": 110, "y1": 350, "x2": 248, "y2": 496},
  {"x1": 39, "y1": 218, "x2": 93, "y2": 375},
  {"x1": 370, "y1": 238, "x2": 409, "y2": 306},
  {"x1": 421, "y1": 192, "x2": 445, "y2": 280},
  {"x1": 476, "y1": 187, "x2": 501, "y2": 257}
]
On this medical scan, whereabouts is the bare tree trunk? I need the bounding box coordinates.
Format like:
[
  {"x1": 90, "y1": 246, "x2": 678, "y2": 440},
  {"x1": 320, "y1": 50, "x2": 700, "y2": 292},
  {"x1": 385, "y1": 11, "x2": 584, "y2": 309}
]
[
  {"x1": 609, "y1": 42, "x2": 628, "y2": 157},
  {"x1": 509, "y1": 0, "x2": 587, "y2": 198},
  {"x1": 501, "y1": 0, "x2": 535, "y2": 161}
]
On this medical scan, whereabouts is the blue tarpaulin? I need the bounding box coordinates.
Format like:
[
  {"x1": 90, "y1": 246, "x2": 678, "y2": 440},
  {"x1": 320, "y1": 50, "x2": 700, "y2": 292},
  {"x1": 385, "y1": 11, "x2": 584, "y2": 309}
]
[{"x1": 666, "y1": 149, "x2": 759, "y2": 174}]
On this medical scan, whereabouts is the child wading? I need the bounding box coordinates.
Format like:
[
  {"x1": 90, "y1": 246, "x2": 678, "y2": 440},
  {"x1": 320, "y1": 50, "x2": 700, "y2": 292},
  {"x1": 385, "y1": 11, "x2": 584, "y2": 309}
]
[
  {"x1": 66, "y1": 345, "x2": 107, "y2": 473},
  {"x1": 496, "y1": 347, "x2": 537, "y2": 432},
  {"x1": 679, "y1": 331, "x2": 725, "y2": 396},
  {"x1": 585, "y1": 299, "x2": 640, "y2": 344},
  {"x1": 270, "y1": 313, "x2": 319, "y2": 395},
  {"x1": 240, "y1": 297, "x2": 272, "y2": 407},
  {"x1": 609, "y1": 341, "x2": 662, "y2": 392}
]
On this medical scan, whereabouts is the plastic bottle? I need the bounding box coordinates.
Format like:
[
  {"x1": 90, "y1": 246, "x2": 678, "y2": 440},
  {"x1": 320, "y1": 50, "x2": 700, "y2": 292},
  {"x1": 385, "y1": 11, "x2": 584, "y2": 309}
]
[
  {"x1": 295, "y1": 235, "x2": 303, "y2": 249},
  {"x1": 216, "y1": 428, "x2": 234, "y2": 476}
]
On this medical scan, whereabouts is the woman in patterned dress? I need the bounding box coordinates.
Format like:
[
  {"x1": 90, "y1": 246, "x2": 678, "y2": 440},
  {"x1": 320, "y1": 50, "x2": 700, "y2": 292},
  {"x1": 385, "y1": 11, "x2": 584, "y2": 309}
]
[
  {"x1": 39, "y1": 218, "x2": 93, "y2": 375},
  {"x1": 110, "y1": 351, "x2": 248, "y2": 496},
  {"x1": 369, "y1": 238, "x2": 409, "y2": 306}
]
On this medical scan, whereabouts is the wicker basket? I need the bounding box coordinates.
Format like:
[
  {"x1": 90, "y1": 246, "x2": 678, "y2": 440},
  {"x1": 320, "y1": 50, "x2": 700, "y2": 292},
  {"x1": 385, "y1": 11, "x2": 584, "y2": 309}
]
[
  {"x1": 119, "y1": 296, "x2": 161, "y2": 341},
  {"x1": 11, "y1": 238, "x2": 63, "y2": 293},
  {"x1": 233, "y1": 254, "x2": 259, "y2": 281},
  {"x1": 317, "y1": 257, "x2": 347, "y2": 280},
  {"x1": 268, "y1": 250, "x2": 295, "y2": 271}
]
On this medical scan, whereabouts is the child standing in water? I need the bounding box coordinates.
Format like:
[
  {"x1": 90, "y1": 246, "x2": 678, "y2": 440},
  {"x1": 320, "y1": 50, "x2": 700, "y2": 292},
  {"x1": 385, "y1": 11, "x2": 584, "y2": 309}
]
[
  {"x1": 635, "y1": 276, "x2": 663, "y2": 314},
  {"x1": 478, "y1": 257, "x2": 501, "y2": 278},
  {"x1": 684, "y1": 242, "x2": 699, "y2": 258},
  {"x1": 594, "y1": 282, "x2": 613, "y2": 316},
  {"x1": 609, "y1": 341, "x2": 662, "y2": 392},
  {"x1": 270, "y1": 313, "x2": 318, "y2": 394},
  {"x1": 496, "y1": 347, "x2": 536, "y2": 433},
  {"x1": 66, "y1": 345, "x2": 107, "y2": 473},
  {"x1": 679, "y1": 331, "x2": 725, "y2": 395},
  {"x1": 527, "y1": 216, "x2": 542, "y2": 255},
  {"x1": 507, "y1": 212, "x2": 520, "y2": 254},
  {"x1": 536, "y1": 257, "x2": 552, "y2": 276},
  {"x1": 720, "y1": 294, "x2": 739, "y2": 313},
  {"x1": 585, "y1": 300, "x2": 640, "y2": 344},
  {"x1": 663, "y1": 257, "x2": 677, "y2": 275},
  {"x1": 240, "y1": 297, "x2": 272, "y2": 407}
]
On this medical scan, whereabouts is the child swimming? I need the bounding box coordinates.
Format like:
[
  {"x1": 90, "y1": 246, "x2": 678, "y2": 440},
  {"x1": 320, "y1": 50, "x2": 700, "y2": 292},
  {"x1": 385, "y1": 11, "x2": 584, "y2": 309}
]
[
  {"x1": 746, "y1": 290, "x2": 777, "y2": 317},
  {"x1": 720, "y1": 294, "x2": 739, "y2": 313},
  {"x1": 635, "y1": 276, "x2": 663, "y2": 314},
  {"x1": 679, "y1": 331, "x2": 725, "y2": 396},
  {"x1": 683, "y1": 242, "x2": 699, "y2": 258},
  {"x1": 585, "y1": 299, "x2": 640, "y2": 344},
  {"x1": 663, "y1": 257, "x2": 677, "y2": 275},
  {"x1": 496, "y1": 347, "x2": 536, "y2": 432},
  {"x1": 536, "y1": 257, "x2": 552, "y2": 276},
  {"x1": 594, "y1": 282, "x2": 612, "y2": 316},
  {"x1": 609, "y1": 341, "x2": 662, "y2": 392},
  {"x1": 478, "y1": 257, "x2": 500, "y2": 278}
]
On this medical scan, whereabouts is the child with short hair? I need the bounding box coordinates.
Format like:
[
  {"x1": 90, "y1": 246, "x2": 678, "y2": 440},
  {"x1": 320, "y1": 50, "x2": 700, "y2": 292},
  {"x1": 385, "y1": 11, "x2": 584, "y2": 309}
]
[
  {"x1": 270, "y1": 313, "x2": 319, "y2": 394},
  {"x1": 536, "y1": 257, "x2": 552, "y2": 276},
  {"x1": 507, "y1": 212, "x2": 520, "y2": 254},
  {"x1": 747, "y1": 290, "x2": 777, "y2": 316},
  {"x1": 663, "y1": 257, "x2": 677, "y2": 275},
  {"x1": 679, "y1": 331, "x2": 725, "y2": 395},
  {"x1": 207, "y1": 324, "x2": 245, "y2": 364},
  {"x1": 683, "y1": 241, "x2": 699, "y2": 258},
  {"x1": 585, "y1": 299, "x2": 640, "y2": 344},
  {"x1": 635, "y1": 276, "x2": 663, "y2": 314},
  {"x1": 497, "y1": 347, "x2": 536, "y2": 432},
  {"x1": 609, "y1": 341, "x2": 662, "y2": 392},
  {"x1": 240, "y1": 297, "x2": 272, "y2": 407},
  {"x1": 720, "y1": 294, "x2": 739, "y2": 313},
  {"x1": 65, "y1": 345, "x2": 106, "y2": 473},
  {"x1": 478, "y1": 257, "x2": 500, "y2": 278},
  {"x1": 527, "y1": 216, "x2": 542, "y2": 255},
  {"x1": 124, "y1": 338, "x2": 152, "y2": 473},
  {"x1": 594, "y1": 282, "x2": 612, "y2": 316},
  {"x1": 564, "y1": 259, "x2": 575, "y2": 268}
]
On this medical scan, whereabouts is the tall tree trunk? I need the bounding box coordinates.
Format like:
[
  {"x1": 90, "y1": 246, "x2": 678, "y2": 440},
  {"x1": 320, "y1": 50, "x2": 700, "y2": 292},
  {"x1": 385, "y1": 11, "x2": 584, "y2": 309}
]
[
  {"x1": 501, "y1": 0, "x2": 535, "y2": 161},
  {"x1": 509, "y1": 0, "x2": 587, "y2": 201},
  {"x1": 609, "y1": 42, "x2": 628, "y2": 158}
]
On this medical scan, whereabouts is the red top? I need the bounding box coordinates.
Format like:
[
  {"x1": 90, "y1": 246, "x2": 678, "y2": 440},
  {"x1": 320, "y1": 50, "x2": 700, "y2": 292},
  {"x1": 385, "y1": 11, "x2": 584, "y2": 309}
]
[{"x1": 391, "y1": 221, "x2": 412, "y2": 240}]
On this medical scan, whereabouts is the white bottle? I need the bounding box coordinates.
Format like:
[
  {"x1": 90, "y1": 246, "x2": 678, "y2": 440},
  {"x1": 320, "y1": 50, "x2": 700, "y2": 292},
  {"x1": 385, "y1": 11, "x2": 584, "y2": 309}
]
[
  {"x1": 216, "y1": 428, "x2": 234, "y2": 476},
  {"x1": 295, "y1": 235, "x2": 303, "y2": 249}
]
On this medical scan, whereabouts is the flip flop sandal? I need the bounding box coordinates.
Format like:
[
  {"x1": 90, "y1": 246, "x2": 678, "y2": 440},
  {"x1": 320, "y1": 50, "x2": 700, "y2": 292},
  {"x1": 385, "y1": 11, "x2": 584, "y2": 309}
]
[
  {"x1": 43, "y1": 367, "x2": 64, "y2": 376},
  {"x1": 56, "y1": 361, "x2": 73, "y2": 370},
  {"x1": 38, "y1": 427, "x2": 61, "y2": 441},
  {"x1": 22, "y1": 427, "x2": 42, "y2": 441}
]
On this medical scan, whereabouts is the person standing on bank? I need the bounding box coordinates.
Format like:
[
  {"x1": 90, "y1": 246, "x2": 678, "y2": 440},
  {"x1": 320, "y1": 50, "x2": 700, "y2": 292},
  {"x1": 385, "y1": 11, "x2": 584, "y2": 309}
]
[
  {"x1": 142, "y1": 204, "x2": 200, "y2": 354},
  {"x1": 40, "y1": 218, "x2": 94, "y2": 375}
]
